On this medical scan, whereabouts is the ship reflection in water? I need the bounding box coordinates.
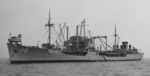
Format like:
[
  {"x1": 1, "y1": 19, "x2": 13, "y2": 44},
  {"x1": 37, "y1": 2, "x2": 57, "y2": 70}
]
[{"x1": 7, "y1": 10, "x2": 143, "y2": 63}]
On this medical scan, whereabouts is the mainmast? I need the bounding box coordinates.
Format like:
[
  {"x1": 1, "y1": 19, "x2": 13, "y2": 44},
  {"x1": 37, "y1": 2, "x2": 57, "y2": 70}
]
[{"x1": 45, "y1": 9, "x2": 53, "y2": 45}]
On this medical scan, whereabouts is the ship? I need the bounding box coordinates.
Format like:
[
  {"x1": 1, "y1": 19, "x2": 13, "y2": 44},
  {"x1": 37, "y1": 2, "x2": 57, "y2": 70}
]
[{"x1": 7, "y1": 10, "x2": 144, "y2": 63}]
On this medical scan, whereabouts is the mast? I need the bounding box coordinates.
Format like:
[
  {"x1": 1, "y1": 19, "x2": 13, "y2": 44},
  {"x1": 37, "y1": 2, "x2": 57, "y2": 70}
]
[
  {"x1": 67, "y1": 26, "x2": 69, "y2": 50},
  {"x1": 45, "y1": 9, "x2": 53, "y2": 45},
  {"x1": 76, "y1": 25, "x2": 79, "y2": 49},
  {"x1": 114, "y1": 24, "x2": 117, "y2": 49},
  {"x1": 83, "y1": 19, "x2": 86, "y2": 37},
  {"x1": 80, "y1": 22, "x2": 83, "y2": 36}
]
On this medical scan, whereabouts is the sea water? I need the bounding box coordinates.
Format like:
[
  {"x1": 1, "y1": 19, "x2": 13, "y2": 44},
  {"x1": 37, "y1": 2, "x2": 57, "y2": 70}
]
[{"x1": 0, "y1": 58, "x2": 150, "y2": 76}]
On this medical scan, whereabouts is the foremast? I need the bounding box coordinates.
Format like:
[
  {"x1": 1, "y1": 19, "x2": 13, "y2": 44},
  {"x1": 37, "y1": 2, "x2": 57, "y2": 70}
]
[{"x1": 45, "y1": 9, "x2": 54, "y2": 49}]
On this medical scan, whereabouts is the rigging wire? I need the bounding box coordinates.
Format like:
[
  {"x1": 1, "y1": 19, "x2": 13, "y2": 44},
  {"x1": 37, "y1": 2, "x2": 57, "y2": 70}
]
[
  {"x1": 98, "y1": 38, "x2": 106, "y2": 50},
  {"x1": 100, "y1": 38, "x2": 113, "y2": 49},
  {"x1": 117, "y1": 36, "x2": 120, "y2": 44},
  {"x1": 37, "y1": 28, "x2": 49, "y2": 46}
]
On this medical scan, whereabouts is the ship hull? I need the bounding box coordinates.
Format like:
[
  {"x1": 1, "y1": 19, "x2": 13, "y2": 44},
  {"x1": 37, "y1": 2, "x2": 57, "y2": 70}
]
[
  {"x1": 7, "y1": 43, "x2": 144, "y2": 63},
  {"x1": 101, "y1": 53, "x2": 144, "y2": 61}
]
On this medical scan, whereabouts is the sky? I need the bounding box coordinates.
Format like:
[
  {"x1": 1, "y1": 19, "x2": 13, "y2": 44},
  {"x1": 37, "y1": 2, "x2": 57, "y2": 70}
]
[{"x1": 0, "y1": 0, "x2": 150, "y2": 58}]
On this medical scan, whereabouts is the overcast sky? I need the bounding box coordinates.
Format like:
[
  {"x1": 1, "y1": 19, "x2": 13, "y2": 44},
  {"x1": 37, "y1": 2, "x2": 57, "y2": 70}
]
[{"x1": 0, "y1": 0, "x2": 150, "y2": 58}]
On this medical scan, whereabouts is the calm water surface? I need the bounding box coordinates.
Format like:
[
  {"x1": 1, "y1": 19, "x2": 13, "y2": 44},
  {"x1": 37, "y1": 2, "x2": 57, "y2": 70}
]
[{"x1": 0, "y1": 58, "x2": 150, "y2": 76}]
